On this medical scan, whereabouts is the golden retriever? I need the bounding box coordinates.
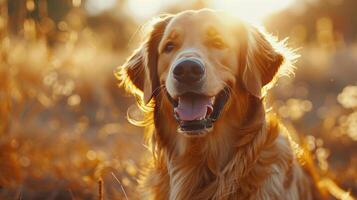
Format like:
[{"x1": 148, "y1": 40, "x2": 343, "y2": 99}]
[{"x1": 117, "y1": 9, "x2": 324, "y2": 200}]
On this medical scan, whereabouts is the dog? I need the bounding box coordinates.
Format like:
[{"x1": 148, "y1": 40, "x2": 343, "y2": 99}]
[{"x1": 117, "y1": 9, "x2": 324, "y2": 200}]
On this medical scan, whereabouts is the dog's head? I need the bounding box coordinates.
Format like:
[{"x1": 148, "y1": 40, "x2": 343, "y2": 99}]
[{"x1": 118, "y1": 9, "x2": 294, "y2": 137}]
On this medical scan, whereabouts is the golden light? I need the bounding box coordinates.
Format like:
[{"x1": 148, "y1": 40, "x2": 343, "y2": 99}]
[
  {"x1": 85, "y1": 0, "x2": 117, "y2": 15},
  {"x1": 72, "y1": 0, "x2": 82, "y2": 8},
  {"x1": 209, "y1": 0, "x2": 295, "y2": 24},
  {"x1": 26, "y1": 0, "x2": 35, "y2": 12},
  {"x1": 126, "y1": 0, "x2": 172, "y2": 21},
  {"x1": 125, "y1": 0, "x2": 295, "y2": 24}
]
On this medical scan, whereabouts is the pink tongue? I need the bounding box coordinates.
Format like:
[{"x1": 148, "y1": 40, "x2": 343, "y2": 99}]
[{"x1": 174, "y1": 95, "x2": 213, "y2": 121}]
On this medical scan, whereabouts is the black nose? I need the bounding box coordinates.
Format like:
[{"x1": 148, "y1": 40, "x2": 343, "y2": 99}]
[{"x1": 173, "y1": 59, "x2": 205, "y2": 83}]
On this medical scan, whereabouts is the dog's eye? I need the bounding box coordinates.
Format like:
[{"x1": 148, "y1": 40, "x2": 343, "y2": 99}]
[{"x1": 163, "y1": 42, "x2": 175, "y2": 53}]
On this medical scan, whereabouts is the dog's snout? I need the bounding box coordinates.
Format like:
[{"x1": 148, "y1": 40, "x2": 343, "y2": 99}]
[{"x1": 173, "y1": 59, "x2": 205, "y2": 83}]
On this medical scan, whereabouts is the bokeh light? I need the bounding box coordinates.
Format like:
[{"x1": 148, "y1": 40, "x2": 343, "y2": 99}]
[{"x1": 85, "y1": 0, "x2": 117, "y2": 15}]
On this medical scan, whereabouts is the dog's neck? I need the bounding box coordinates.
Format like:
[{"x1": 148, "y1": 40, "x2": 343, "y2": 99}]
[{"x1": 151, "y1": 94, "x2": 280, "y2": 198}]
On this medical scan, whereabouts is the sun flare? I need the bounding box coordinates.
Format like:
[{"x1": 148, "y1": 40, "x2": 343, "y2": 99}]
[
  {"x1": 209, "y1": 0, "x2": 295, "y2": 24},
  {"x1": 124, "y1": 0, "x2": 295, "y2": 24}
]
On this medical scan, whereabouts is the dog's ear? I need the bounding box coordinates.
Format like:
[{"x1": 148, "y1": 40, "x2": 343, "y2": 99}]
[
  {"x1": 118, "y1": 15, "x2": 172, "y2": 104},
  {"x1": 242, "y1": 26, "x2": 284, "y2": 98}
]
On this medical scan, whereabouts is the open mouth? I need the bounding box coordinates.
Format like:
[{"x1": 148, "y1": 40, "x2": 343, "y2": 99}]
[{"x1": 167, "y1": 87, "x2": 230, "y2": 136}]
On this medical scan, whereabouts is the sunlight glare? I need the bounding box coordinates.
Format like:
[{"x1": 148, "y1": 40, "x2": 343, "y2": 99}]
[
  {"x1": 85, "y1": 0, "x2": 117, "y2": 15},
  {"x1": 209, "y1": 0, "x2": 295, "y2": 24},
  {"x1": 126, "y1": 0, "x2": 179, "y2": 21},
  {"x1": 126, "y1": 0, "x2": 295, "y2": 24}
]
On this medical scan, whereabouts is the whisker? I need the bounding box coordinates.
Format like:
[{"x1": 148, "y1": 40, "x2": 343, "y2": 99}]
[
  {"x1": 151, "y1": 85, "x2": 166, "y2": 96},
  {"x1": 111, "y1": 172, "x2": 129, "y2": 200}
]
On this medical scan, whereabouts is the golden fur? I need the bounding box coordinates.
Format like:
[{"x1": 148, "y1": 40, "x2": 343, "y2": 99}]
[{"x1": 117, "y1": 9, "x2": 326, "y2": 200}]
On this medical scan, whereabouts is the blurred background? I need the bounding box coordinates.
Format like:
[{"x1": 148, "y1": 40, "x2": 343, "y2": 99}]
[{"x1": 0, "y1": 0, "x2": 356, "y2": 199}]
